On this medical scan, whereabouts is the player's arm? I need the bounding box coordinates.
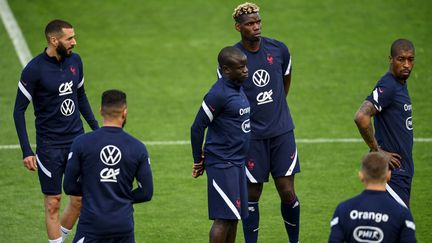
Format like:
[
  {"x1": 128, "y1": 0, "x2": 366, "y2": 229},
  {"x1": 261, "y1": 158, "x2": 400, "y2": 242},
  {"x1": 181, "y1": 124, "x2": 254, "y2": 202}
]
[
  {"x1": 190, "y1": 108, "x2": 209, "y2": 178},
  {"x1": 354, "y1": 100, "x2": 401, "y2": 168},
  {"x1": 354, "y1": 100, "x2": 379, "y2": 151},
  {"x1": 63, "y1": 141, "x2": 83, "y2": 196},
  {"x1": 281, "y1": 41, "x2": 292, "y2": 97},
  {"x1": 399, "y1": 211, "x2": 417, "y2": 243},
  {"x1": 13, "y1": 68, "x2": 38, "y2": 170},
  {"x1": 132, "y1": 151, "x2": 153, "y2": 203},
  {"x1": 283, "y1": 74, "x2": 292, "y2": 97},
  {"x1": 190, "y1": 93, "x2": 223, "y2": 178},
  {"x1": 328, "y1": 207, "x2": 345, "y2": 243},
  {"x1": 77, "y1": 81, "x2": 99, "y2": 130},
  {"x1": 76, "y1": 58, "x2": 99, "y2": 130}
]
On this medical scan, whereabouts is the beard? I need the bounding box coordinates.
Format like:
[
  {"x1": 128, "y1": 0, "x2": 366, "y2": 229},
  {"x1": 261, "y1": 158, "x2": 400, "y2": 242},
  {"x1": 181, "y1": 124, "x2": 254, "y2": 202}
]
[{"x1": 56, "y1": 42, "x2": 72, "y2": 59}]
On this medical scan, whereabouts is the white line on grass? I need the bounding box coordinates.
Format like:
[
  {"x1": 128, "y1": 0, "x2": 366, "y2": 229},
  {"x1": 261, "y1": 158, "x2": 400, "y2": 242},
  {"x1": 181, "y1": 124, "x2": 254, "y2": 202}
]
[
  {"x1": 0, "y1": 0, "x2": 32, "y2": 67},
  {"x1": 1, "y1": 138, "x2": 431, "y2": 150}
]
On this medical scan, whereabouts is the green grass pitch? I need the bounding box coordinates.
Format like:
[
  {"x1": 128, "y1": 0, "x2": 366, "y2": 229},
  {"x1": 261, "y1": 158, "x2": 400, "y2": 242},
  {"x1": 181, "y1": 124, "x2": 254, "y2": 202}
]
[{"x1": 1, "y1": 0, "x2": 431, "y2": 242}]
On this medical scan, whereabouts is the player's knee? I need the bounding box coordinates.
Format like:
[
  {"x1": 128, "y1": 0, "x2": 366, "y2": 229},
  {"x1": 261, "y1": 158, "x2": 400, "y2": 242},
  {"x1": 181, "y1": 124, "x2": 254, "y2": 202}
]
[
  {"x1": 45, "y1": 195, "x2": 61, "y2": 214},
  {"x1": 279, "y1": 188, "x2": 296, "y2": 204},
  {"x1": 248, "y1": 183, "x2": 263, "y2": 201}
]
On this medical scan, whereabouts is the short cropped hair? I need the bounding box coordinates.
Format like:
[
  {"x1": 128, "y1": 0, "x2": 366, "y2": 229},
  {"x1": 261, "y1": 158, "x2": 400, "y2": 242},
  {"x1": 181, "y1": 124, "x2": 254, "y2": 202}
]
[
  {"x1": 101, "y1": 89, "x2": 127, "y2": 118},
  {"x1": 218, "y1": 46, "x2": 245, "y2": 67},
  {"x1": 233, "y1": 2, "x2": 260, "y2": 23},
  {"x1": 45, "y1": 19, "x2": 73, "y2": 40},
  {"x1": 390, "y1": 39, "x2": 415, "y2": 57},
  {"x1": 361, "y1": 152, "x2": 389, "y2": 182}
]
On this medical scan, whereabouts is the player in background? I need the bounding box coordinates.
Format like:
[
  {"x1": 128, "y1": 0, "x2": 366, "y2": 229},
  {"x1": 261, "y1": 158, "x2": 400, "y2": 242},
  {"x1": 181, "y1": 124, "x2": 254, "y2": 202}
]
[
  {"x1": 191, "y1": 46, "x2": 250, "y2": 243},
  {"x1": 222, "y1": 3, "x2": 300, "y2": 242},
  {"x1": 13, "y1": 19, "x2": 99, "y2": 243},
  {"x1": 328, "y1": 152, "x2": 416, "y2": 242},
  {"x1": 354, "y1": 39, "x2": 415, "y2": 208},
  {"x1": 64, "y1": 89, "x2": 153, "y2": 242}
]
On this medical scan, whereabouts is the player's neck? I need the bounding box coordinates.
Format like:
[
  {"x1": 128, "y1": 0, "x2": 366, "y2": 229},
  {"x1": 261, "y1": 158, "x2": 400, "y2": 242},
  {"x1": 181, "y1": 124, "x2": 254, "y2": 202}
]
[
  {"x1": 103, "y1": 120, "x2": 123, "y2": 128},
  {"x1": 45, "y1": 46, "x2": 62, "y2": 61},
  {"x1": 241, "y1": 38, "x2": 261, "y2": 52},
  {"x1": 364, "y1": 183, "x2": 386, "y2": 191}
]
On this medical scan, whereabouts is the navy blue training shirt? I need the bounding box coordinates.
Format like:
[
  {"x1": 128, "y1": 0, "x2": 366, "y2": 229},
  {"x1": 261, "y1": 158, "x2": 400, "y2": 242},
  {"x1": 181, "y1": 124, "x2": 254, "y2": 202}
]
[
  {"x1": 220, "y1": 37, "x2": 294, "y2": 139},
  {"x1": 13, "y1": 51, "x2": 99, "y2": 158},
  {"x1": 366, "y1": 72, "x2": 414, "y2": 178},
  {"x1": 329, "y1": 190, "x2": 416, "y2": 242},
  {"x1": 191, "y1": 76, "x2": 250, "y2": 168},
  {"x1": 64, "y1": 126, "x2": 153, "y2": 239}
]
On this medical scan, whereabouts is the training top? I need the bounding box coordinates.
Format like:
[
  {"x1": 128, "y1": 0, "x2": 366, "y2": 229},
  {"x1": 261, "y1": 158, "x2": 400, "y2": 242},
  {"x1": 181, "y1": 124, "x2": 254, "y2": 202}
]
[
  {"x1": 64, "y1": 126, "x2": 153, "y2": 239},
  {"x1": 329, "y1": 190, "x2": 416, "y2": 243},
  {"x1": 13, "y1": 51, "x2": 99, "y2": 158},
  {"x1": 225, "y1": 37, "x2": 294, "y2": 139},
  {"x1": 191, "y1": 76, "x2": 250, "y2": 168},
  {"x1": 366, "y1": 72, "x2": 413, "y2": 178}
]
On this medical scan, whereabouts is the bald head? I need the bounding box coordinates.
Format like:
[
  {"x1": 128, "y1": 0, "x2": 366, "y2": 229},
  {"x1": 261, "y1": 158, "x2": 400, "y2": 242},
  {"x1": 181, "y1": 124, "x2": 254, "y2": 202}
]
[
  {"x1": 218, "y1": 46, "x2": 246, "y2": 67},
  {"x1": 361, "y1": 152, "x2": 390, "y2": 183}
]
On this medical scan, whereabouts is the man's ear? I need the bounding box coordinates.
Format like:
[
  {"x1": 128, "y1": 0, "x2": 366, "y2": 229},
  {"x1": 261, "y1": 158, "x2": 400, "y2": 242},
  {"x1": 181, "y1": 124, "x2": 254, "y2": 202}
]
[
  {"x1": 386, "y1": 170, "x2": 391, "y2": 182},
  {"x1": 235, "y1": 22, "x2": 241, "y2": 32},
  {"x1": 358, "y1": 170, "x2": 365, "y2": 183},
  {"x1": 122, "y1": 108, "x2": 128, "y2": 119},
  {"x1": 49, "y1": 36, "x2": 58, "y2": 47}
]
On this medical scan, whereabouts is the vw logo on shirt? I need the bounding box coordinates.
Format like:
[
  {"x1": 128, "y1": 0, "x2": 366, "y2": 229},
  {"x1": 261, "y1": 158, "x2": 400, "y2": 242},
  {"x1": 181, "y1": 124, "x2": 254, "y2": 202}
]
[{"x1": 100, "y1": 145, "x2": 122, "y2": 166}]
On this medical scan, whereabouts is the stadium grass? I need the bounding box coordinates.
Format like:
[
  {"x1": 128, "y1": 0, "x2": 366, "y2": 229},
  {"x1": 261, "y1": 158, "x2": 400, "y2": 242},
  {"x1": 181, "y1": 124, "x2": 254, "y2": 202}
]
[{"x1": 1, "y1": 0, "x2": 431, "y2": 242}]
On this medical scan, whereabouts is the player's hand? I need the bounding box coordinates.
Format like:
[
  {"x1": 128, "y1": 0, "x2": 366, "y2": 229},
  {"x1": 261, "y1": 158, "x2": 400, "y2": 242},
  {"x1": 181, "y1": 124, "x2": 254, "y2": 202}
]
[
  {"x1": 192, "y1": 157, "x2": 205, "y2": 178},
  {"x1": 378, "y1": 148, "x2": 401, "y2": 169},
  {"x1": 23, "y1": 155, "x2": 37, "y2": 171}
]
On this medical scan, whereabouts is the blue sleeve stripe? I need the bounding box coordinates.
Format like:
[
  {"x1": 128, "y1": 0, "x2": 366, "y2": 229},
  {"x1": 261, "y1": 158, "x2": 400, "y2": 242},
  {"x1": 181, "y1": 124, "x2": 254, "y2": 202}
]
[
  {"x1": 77, "y1": 77, "x2": 84, "y2": 89},
  {"x1": 284, "y1": 56, "x2": 292, "y2": 76},
  {"x1": 18, "y1": 81, "x2": 32, "y2": 101},
  {"x1": 201, "y1": 101, "x2": 214, "y2": 122}
]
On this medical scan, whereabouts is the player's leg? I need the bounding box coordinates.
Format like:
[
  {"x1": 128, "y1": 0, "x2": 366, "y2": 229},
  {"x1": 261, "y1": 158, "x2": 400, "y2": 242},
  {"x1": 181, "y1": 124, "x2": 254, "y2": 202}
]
[
  {"x1": 274, "y1": 176, "x2": 300, "y2": 243},
  {"x1": 36, "y1": 147, "x2": 66, "y2": 242},
  {"x1": 270, "y1": 131, "x2": 300, "y2": 243},
  {"x1": 44, "y1": 194, "x2": 62, "y2": 242},
  {"x1": 225, "y1": 219, "x2": 239, "y2": 243},
  {"x1": 210, "y1": 219, "x2": 238, "y2": 243},
  {"x1": 60, "y1": 195, "x2": 82, "y2": 240},
  {"x1": 207, "y1": 165, "x2": 247, "y2": 243},
  {"x1": 243, "y1": 138, "x2": 270, "y2": 243}
]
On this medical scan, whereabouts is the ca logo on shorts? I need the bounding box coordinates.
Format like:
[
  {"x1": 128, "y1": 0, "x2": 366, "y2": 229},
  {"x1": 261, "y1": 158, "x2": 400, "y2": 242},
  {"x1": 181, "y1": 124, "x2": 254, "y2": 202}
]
[
  {"x1": 60, "y1": 99, "x2": 75, "y2": 116},
  {"x1": 100, "y1": 145, "x2": 122, "y2": 166},
  {"x1": 252, "y1": 69, "x2": 270, "y2": 87}
]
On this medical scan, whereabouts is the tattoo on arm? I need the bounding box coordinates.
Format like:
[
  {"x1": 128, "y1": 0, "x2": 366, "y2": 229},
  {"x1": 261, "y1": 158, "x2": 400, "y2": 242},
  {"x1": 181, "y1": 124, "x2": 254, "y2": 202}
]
[{"x1": 355, "y1": 101, "x2": 379, "y2": 151}]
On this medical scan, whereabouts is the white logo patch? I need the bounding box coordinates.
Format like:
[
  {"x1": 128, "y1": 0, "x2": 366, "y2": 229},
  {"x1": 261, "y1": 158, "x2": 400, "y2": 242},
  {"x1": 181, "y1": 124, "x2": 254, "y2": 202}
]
[
  {"x1": 60, "y1": 99, "x2": 75, "y2": 116},
  {"x1": 406, "y1": 117, "x2": 413, "y2": 130},
  {"x1": 256, "y1": 89, "x2": 273, "y2": 105},
  {"x1": 100, "y1": 145, "x2": 122, "y2": 166},
  {"x1": 242, "y1": 119, "x2": 251, "y2": 133},
  {"x1": 353, "y1": 226, "x2": 384, "y2": 242},
  {"x1": 59, "y1": 81, "x2": 73, "y2": 96},
  {"x1": 100, "y1": 168, "x2": 120, "y2": 182},
  {"x1": 252, "y1": 69, "x2": 270, "y2": 87}
]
